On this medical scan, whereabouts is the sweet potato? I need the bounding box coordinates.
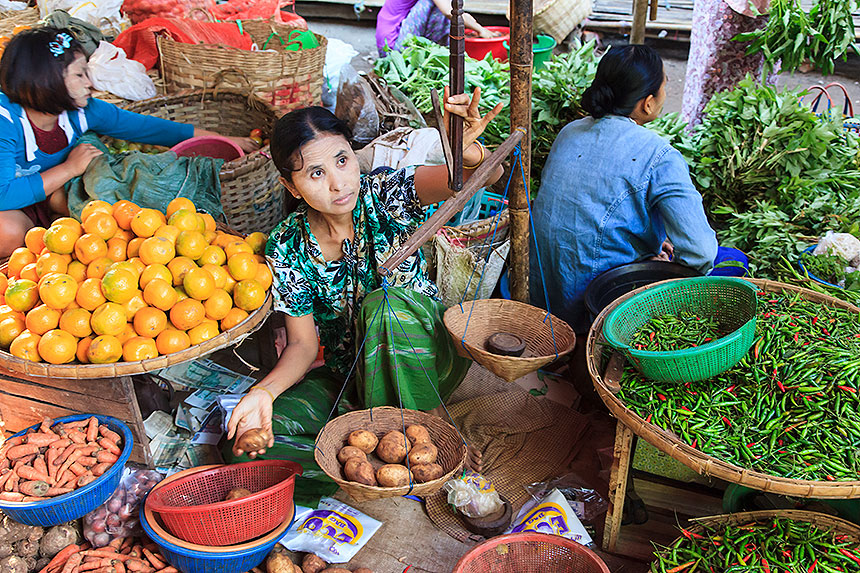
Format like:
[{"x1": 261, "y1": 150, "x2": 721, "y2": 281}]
[
  {"x1": 346, "y1": 430, "x2": 378, "y2": 454},
  {"x1": 301, "y1": 553, "x2": 327, "y2": 573}
]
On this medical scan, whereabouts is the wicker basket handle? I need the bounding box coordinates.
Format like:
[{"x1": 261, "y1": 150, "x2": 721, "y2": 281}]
[{"x1": 207, "y1": 68, "x2": 255, "y2": 96}]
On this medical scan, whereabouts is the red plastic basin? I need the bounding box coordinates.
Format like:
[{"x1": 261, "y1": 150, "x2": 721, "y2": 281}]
[
  {"x1": 171, "y1": 136, "x2": 244, "y2": 162},
  {"x1": 464, "y1": 26, "x2": 510, "y2": 62}
]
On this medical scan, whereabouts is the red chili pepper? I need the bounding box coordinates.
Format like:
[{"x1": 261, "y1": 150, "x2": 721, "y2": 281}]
[
  {"x1": 754, "y1": 340, "x2": 761, "y2": 359},
  {"x1": 793, "y1": 333, "x2": 799, "y2": 343},
  {"x1": 826, "y1": 475, "x2": 836, "y2": 481},
  {"x1": 839, "y1": 548, "x2": 860, "y2": 567},
  {"x1": 777, "y1": 380, "x2": 786, "y2": 392},
  {"x1": 703, "y1": 337, "x2": 712, "y2": 342},
  {"x1": 681, "y1": 406, "x2": 691, "y2": 411},
  {"x1": 762, "y1": 558, "x2": 771, "y2": 573},
  {"x1": 722, "y1": 416, "x2": 732, "y2": 427},
  {"x1": 649, "y1": 331, "x2": 655, "y2": 341},
  {"x1": 822, "y1": 328, "x2": 830, "y2": 336},
  {"x1": 838, "y1": 386, "x2": 857, "y2": 393},
  {"x1": 681, "y1": 529, "x2": 704, "y2": 539},
  {"x1": 691, "y1": 439, "x2": 697, "y2": 449},
  {"x1": 645, "y1": 414, "x2": 653, "y2": 423},
  {"x1": 782, "y1": 551, "x2": 792, "y2": 559},
  {"x1": 726, "y1": 385, "x2": 736, "y2": 394},
  {"x1": 808, "y1": 559, "x2": 817, "y2": 573},
  {"x1": 812, "y1": 316, "x2": 818, "y2": 325},
  {"x1": 778, "y1": 439, "x2": 784, "y2": 446},
  {"x1": 657, "y1": 393, "x2": 667, "y2": 401},
  {"x1": 747, "y1": 443, "x2": 756, "y2": 448}
]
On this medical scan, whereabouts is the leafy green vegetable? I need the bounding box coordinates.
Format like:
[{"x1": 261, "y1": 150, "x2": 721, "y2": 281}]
[{"x1": 800, "y1": 250, "x2": 852, "y2": 285}]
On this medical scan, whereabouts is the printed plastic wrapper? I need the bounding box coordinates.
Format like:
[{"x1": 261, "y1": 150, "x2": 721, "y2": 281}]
[
  {"x1": 83, "y1": 466, "x2": 163, "y2": 547},
  {"x1": 280, "y1": 497, "x2": 382, "y2": 563},
  {"x1": 506, "y1": 488, "x2": 593, "y2": 546},
  {"x1": 444, "y1": 471, "x2": 503, "y2": 518},
  {"x1": 525, "y1": 473, "x2": 608, "y2": 523},
  {"x1": 814, "y1": 231, "x2": 860, "y2": 263}
]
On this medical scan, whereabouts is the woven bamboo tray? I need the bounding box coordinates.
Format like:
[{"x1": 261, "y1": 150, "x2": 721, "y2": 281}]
[
  {"x1": 444, "y1": 299, "x2": 576, "y2": 382},
  {"x1": 158, "y1": 19, "x2": 326, "y2": 114},
  {"x1": 123, "y1": 90, "x2": 283, "y2": 235},
  {"x1": 0, "y1": 7, "x2": 40, "y2": 37},
  {"x1": 687, "y1": 509, "x2": 860, "y2": 540},
  {"x1": 314, "y1": 406, "x2": 467, "y2": 502},
  {"x1": 587, "y1": 277, "x2": 860, "y2": 498}
]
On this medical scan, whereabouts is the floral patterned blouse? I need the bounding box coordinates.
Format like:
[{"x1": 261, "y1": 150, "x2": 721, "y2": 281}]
[{"x1": 266, "y1": 166, "x2": 438, "y2": 376}]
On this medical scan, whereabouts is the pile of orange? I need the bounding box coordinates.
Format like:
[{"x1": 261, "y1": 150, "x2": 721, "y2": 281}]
[{"x1": 0, "y1": 198, "x2": 272, "y2": 365}]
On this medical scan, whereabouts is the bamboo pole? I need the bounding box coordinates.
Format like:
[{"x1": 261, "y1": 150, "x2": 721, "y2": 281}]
[
  {"x1": 508, "y1": 0, "x2": 532, "y2": 303},
  {"x1": 631, "y1": 0, "x2": 649, "y2": 44}
]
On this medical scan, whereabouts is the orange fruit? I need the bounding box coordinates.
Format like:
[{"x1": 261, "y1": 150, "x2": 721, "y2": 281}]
[
  {"x1": 254, "y1": 263, "x2": 273, "y2": 290},
  {"x1": 116, "y1": 323, "x2": 137, "y2": 345},
  {"x1": 167, "y1": 257, "x2": 196, "y2": 287},
  {"x1": 245, "y1": 232, "x2": 268, "y2": 255},
  {"x1": 175, "y1": 231, "x2": 206, "y2": 260},
  {"x1": 154, "y1": 225, "x2": 180, "y2": 244},
  {"x1": 122, "y1": 292, "x2": 147, "y2": 320},
  {"x1": 59, "y1": 307, "x2": 92, "y2": 338},
  {"x1": 24, "y1": 227, "x2": 46, "y2": 255},
  {"x1": 169, "y1": 298, "x2": 205, "y2": 330},
  {"x1": 83, "y1": 212, "x2": 119, "y2": 241},
  {"x1": 168, "y1": 209, "x2": 199, "y2": 232},
  {"x1": 87, "y1": 334, "x2": 122, "y2": 364},
  {"x1": 123, "y1": 336, "x2": 158, "y2": 361},
  {"x1": 204, "y1": 289, "x2": 232, "y2": 320},
  {"x1": 19, "y1": 263, "x2": 38, "y2": 282},
  {"x1": 194, "y1": 214, "x2": 206, "y2": 233},
  {"x1": 204, "y1": 231, "x2": 217, "y2": 244},
  {"x1": 38, "y1": 329, "x2": 77, "y2": 364},
  {"x1": 143, "y1": 279, "x2": 178, "y2": 312},
  {"x1": 183, "y1": 267, "x2": 215, "y2": 301},
  {"x1": 220, "y1": 308, "x2": 248, "y2": 331},
  {"x1": 156, "y1": 328, "x2": 191, "y2": 354},
  {"x1": 133, "y1": 307, "x2": 167, "y2": 338},
  {"x1": 76, "y1": 336, "x2": 93, "y2": 363},
  {"x1": 10, "y1": 330, "x2": 41, "y2": 362},
  {"x1": 5, "y1": 279, "x2": 39, "y2": 312},
  {"x1": 86, "y1": 257, "x2": 113, "y2": 280},
  {"x1": 91, "y1": 302, "x2": 127, "y2": 336},
  {"x1": 130, "y1": 209, "x2": 164, "y2": 238},
  {"x1": 139, "y1": 263, "x2": 170, "y2": 287},
  {"x1": 105, "y1": 238, "x2": 128, "y2": 263},
  {"x1": 53, "y1": 217, "x2": 82, "y2": 231},
  {"x1": 139, "y1": 236, "x2": 175, "y2": 266},
  {"x1": 43, "y1": 223, "x2": 82, "y2": 255},
  {"x1": 127, "y1": 237, "x2": 145, "y2": 258},
  {"x1": 39, "y1": 273, "x2": 77, "y2": 310},
  {"x1": 188, "y1": 319, "x2": 219, "y2": 345},
  {"x1": 0, "y1": 273, "x2": 7, "y2": 295},
  {"x1": 226, "y1": 253, "x2": 258, "y2": 281},
  {"x1": 66, "y1": 261, "x2": 87, "y2": 284},
  {"x1": 8, "y1": 247, "x2": 36, "y2": 278},
  {"x1": 233, "y1": 279, "x2": 265, "y2": 311},
  {"x1": 166, "y1": 198, "x2": 196, "y2": 218},
  {"x1": 73, "y1": 234, "x2": 107, "y2": 265},
  {"x1": 225, "y1": 240, "x2": 253, "y2": 258},
  {"x1": 201, "y1": 264, "x2": 228, "y2": 289},
  {"x1": 0, "y1": 305, "x2": 24, "y2": 323},
  {"x1": 75, "y1": 278, "x2": 107, "y2": 311},
  {"x1": 101, "y1": 268, "x2": 137, "y2": 303},
  {"x1": 221, "y1": 267, "x2": 237, "y2": 294},
  {"x1": 199, "y1": 212, "x2": 217, "y2": 233},
  {"x1": 0, "y1": 316, "x2": 26, "y2": 347},
  {"x1": 80, "y1": 200, "x2": 113, "y2": 222},
  {"x1": 113, "y1": 228, "x2": 134, "y2": 242},
  {"x1": 25, "y1": 304, "x2": 60, "y2": 335},
  {"x1": 174, "y1": 286, "x2": 189, "y2": 302},
  {"x1": 127, "y1": 258, "x2": 146, "y2": 277},
  {"x1": 113, "y1": 200, "x2": 140, "y2": 230},
  {"x1": 198, "y1": 245, "x2": 226, "y2": 266}
]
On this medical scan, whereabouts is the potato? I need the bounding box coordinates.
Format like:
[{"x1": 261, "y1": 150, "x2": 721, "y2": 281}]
[
  {"x1": 302, "y1": 553, "x2": 327, "y2": 573},
  {"x1": 266, "y1": 551, "x2": 295, "y2": 573},
  {"x1": 347, "y1": 430, "x2": 378, "y2": 454},
  {"x1": 40, "y1": 525, "x2": 80, "y2": 558},
  {"x1": 320, "y1": 569, "x2": 352, "y2": 573},
  {"x1": 336, "y1": 446, "x2": 367, "y2": 465},
  {"x1": 376, "y1": 464, "x2": 412, "y2": 487},
  {"x1": 0, "y1": 556, "x2": 27, "y2": 573},
  {"x1": 225, "y1": 487, "x2": 253, "y2": 501},
  {"x1": 411, "y1": 463, "x2": 444, "y2": 483},
  {"x1": 237, "y1": 428, "x2": 270, "y2": 452},
  {"x1": 343, "y1": 458, "x2": 377, "y2": 486},
  {"x1": 405, "y1": 424, "x2": 431, "y2": 446},
  {"x1": 407, "y1": 443, "x2": 438, "y2": 465},
  {"x1": 353, "y1": 569, "x2": 374, "y2": 573},
  {"x1": 376, "y1": 432, "x2": 409, "y2": 464}
]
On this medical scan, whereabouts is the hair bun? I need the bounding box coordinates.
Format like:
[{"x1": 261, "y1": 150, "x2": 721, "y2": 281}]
[{"x1": 582, "y1": 83, "x2": 616, "y2": 119}]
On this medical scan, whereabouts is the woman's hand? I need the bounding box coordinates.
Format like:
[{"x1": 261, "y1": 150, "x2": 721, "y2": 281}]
[
  {"x1": 226, "y1": 136, "x2": 261, "y2": 154},
  {"x1": 476, "y1": 26, "x2": 498, "y2": 38},
  {"x1": 64, "y1": 144, "x2": 103, "y2": 179},
  {"x1": 227, "y1": 388, "x2": 276, "y2": 458},
  {"x1": 443, "y1": 86, "x2": 504, "y2": 152}
]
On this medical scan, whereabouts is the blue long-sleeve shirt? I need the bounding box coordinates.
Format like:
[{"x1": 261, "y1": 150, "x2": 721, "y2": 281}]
[
  {"x1": 0, "y1": 93, "x2": 194, "y2": 211},
  {"x1": 529, "y1": 115, "x2": 718, "y2": 333}
]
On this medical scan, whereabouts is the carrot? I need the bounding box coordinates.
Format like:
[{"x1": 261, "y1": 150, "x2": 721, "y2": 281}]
[
  {"x1": 25, "y1": 432, "x2": 60, "y2": 447},
  {"x1": 0, "y1": 469, "x2": 12, "y2": 490},
  {"x1": 0, "y1": 491, "x2": 25, "y2": 501},
  {"x1": 78, "y1": 456, "x2": 98, "y2": 467},
  {"x1": 91, "y1": 463, "x2": 111, "y2": 477},
  {"x1": 113, "y1": 561, "x2": 126, "y2": 573},
  {"x1": 79, "y1": 561, "x2": 108, "y2": 572},
  {"x1": 92, "y1": 567, "x2": 117, "y2": 573},
  {"x1": 80, "y1": 551, "x2": 130, "y2": 561},
  {"x1": 123, "y1": 558, "x2": 151, "y2": 572},
  {"x1": 67, "y1": 429, "x2": 87, "y2": 444},
  {"x1": 49, "y1": 438, "x2": 73, "y2": 450},
  {"x1": 38, "y1": 543, "x2": 81, "y2": 573},
  {"x1": 46, "y1": 486, "x2": 74, "y2": 496},
  {"x1": 2, "y1": 435, "x2": 26, "y2": 450},
  {"x1": 57, "y1": 449, "x2": 83, "y2": 481},
  {"x1": 142, "y1": 549, "x2": 165, "y2": 569},
  {"x1": 128, "y1": 545, "x2": 142, "y2": 559},
  {"x1": 6, "y1": 471, "x2": 18, "y2": 492},
  {"x1": 96, "y1": 452, "x2": 118, "y2": 465},
  {"x1": 77, "y1": 471, "x2": 96, "y2": 487},
  {"x1": 33, "y1": 455, "x2": 51, "y2": 483},
  {"x1": 5, "y1": 443, "x2": 41, "y2": 459},
  {"x1": 0, "y1": 458, "x2": 8, "y2": 472},
  {"x1": 39, "y1": 417, "x2": 55, "y2": 434},
  {"x1": 99, "y1": 426, "x2": 121, "y2": 442},
  {"x1": 22, "y1": 496, "x2": 48, "y2": 501},
  {"x1": 98, "y1": 438, "x2": 121, "y2": 456},
  {"x1": 69, "y1": 462, "x2": 88, "y2": 476},
  {"x1": 19, "y1": 480, "x2": 49, "y2": 496},
  {"x1": 18, "y1": 464, "x2": 51, "y2": 483},
  {"x1": 62, "y1": 419, "x2": 90, "y2": 428},
  {"x1": 77, "y1": 444, "x2": 100, "y2": 456},
  {"x1": 54, "y1": 443, "x2": 79, "y2": 466},
  {"x1": 119, "y1": 537, "x2": 133, "y2": 553},
  {"x1": 154, "y1": 568, "x2": 178, "y2": 573},
  {"x1": 61, "y1": 553, "x2": 84, "y2": 573},
  {"x1": 86, "y1": 417, "x2": 99, "y2": 442}
]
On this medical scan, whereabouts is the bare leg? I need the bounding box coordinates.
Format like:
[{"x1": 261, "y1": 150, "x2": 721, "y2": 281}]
[
  {"x1": 427, "y1": 404, "x2": 482, "y2": 472},
  {"x1": 0, "y1": 210, "x2": 35, "y2": 259},
  {"x1": 47, "y1": 190, "x2": 69, "y2": 217}
]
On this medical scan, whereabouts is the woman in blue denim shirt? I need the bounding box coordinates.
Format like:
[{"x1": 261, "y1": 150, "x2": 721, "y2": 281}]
[{"x1": 530, "y1": 45, "x2": 718, "y2": 334}]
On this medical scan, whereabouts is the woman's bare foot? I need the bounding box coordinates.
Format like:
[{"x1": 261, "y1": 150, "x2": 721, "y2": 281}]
[{"x1": 466, "y1": 445, "x2": 483, "y2": 473}]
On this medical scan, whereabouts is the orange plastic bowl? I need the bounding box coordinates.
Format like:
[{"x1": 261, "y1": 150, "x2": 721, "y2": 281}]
[{"x1": 464, "y1": 26, "x2": 510, "y2": 61}]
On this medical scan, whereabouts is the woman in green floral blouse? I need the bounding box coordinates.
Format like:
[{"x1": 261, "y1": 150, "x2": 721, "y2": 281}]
[{"x1": 226, "y1": 88, "x2": 503, "y2": 502}]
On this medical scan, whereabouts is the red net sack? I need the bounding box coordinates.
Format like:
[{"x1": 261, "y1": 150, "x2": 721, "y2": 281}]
[
  {"x1": 122, "y1": 0, "x2": 215, "y2": 24},
  {"x1": 209, "y1": 0, "x2": 308, "y2": 28}
]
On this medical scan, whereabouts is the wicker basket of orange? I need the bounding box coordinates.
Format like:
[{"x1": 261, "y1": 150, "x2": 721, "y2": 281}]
[{"x1": 0, "y1": 198, "x2": 273, "y2": 378}]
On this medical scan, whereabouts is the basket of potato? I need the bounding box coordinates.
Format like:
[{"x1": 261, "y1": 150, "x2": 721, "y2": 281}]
[{"x1": 314, "y1": 406, "x2": 467, "y2": 502}]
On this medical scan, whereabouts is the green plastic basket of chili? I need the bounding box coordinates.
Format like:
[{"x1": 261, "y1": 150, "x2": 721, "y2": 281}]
[{"x1": 602, "y1": 277, "x2": 758, "y2": 383}]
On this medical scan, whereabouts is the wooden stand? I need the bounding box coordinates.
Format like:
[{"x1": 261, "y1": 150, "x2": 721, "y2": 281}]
[
  {"x1": 603, "y1": 420, "x2": 635, "y2": 552},
  {"x1": 0, "y1": 365, "x2": 151, "y2": 464}
]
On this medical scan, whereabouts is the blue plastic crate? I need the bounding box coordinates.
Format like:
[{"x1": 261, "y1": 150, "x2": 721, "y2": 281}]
[
  {"x1": 0, "y1": 414, "x2": 133, "y2": 526},
  {"x1": 424, "y1": 190, "x2": 508, "y2": 225}
]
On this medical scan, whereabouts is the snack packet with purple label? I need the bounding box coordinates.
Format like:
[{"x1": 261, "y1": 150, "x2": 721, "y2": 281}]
[
  {"x1": 444, "y1": 470, "x2": 504, "y2": 518},
  {"x1": 505, "y1": 488, "x2": 593, "y2": 545},
  {"x1": 280, "y1": 497, "x2": 382, "y2": 563}
]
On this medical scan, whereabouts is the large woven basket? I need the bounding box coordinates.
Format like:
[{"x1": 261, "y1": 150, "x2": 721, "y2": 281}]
[
  {"x1": 587, "y1": 277, "x2": 860, "y2": 498},
  {"x1": 453, "y1": 532, "x2": 610, "y2": 573},
  {"x1": 444, "y1": 299, "x2": 576, "y2": 382},
  {"x1": 314, "y1": 407, "x2": 467, "y2": 502},
  {"x1": 533, "y1": 0, "x2": 593, "y2": 43},
  {"x1": 0, "y1": 7, "x2": 40, "y2": 37},
  {"x1": 158, "y1": 19, "x2": 326, "y2": 114},
  {"x1": 123, "y1": 90, "x2": 283, "y2": 235},
  {"x1": 688, "y1": 509, "x2": 860, "y2": 539}
]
